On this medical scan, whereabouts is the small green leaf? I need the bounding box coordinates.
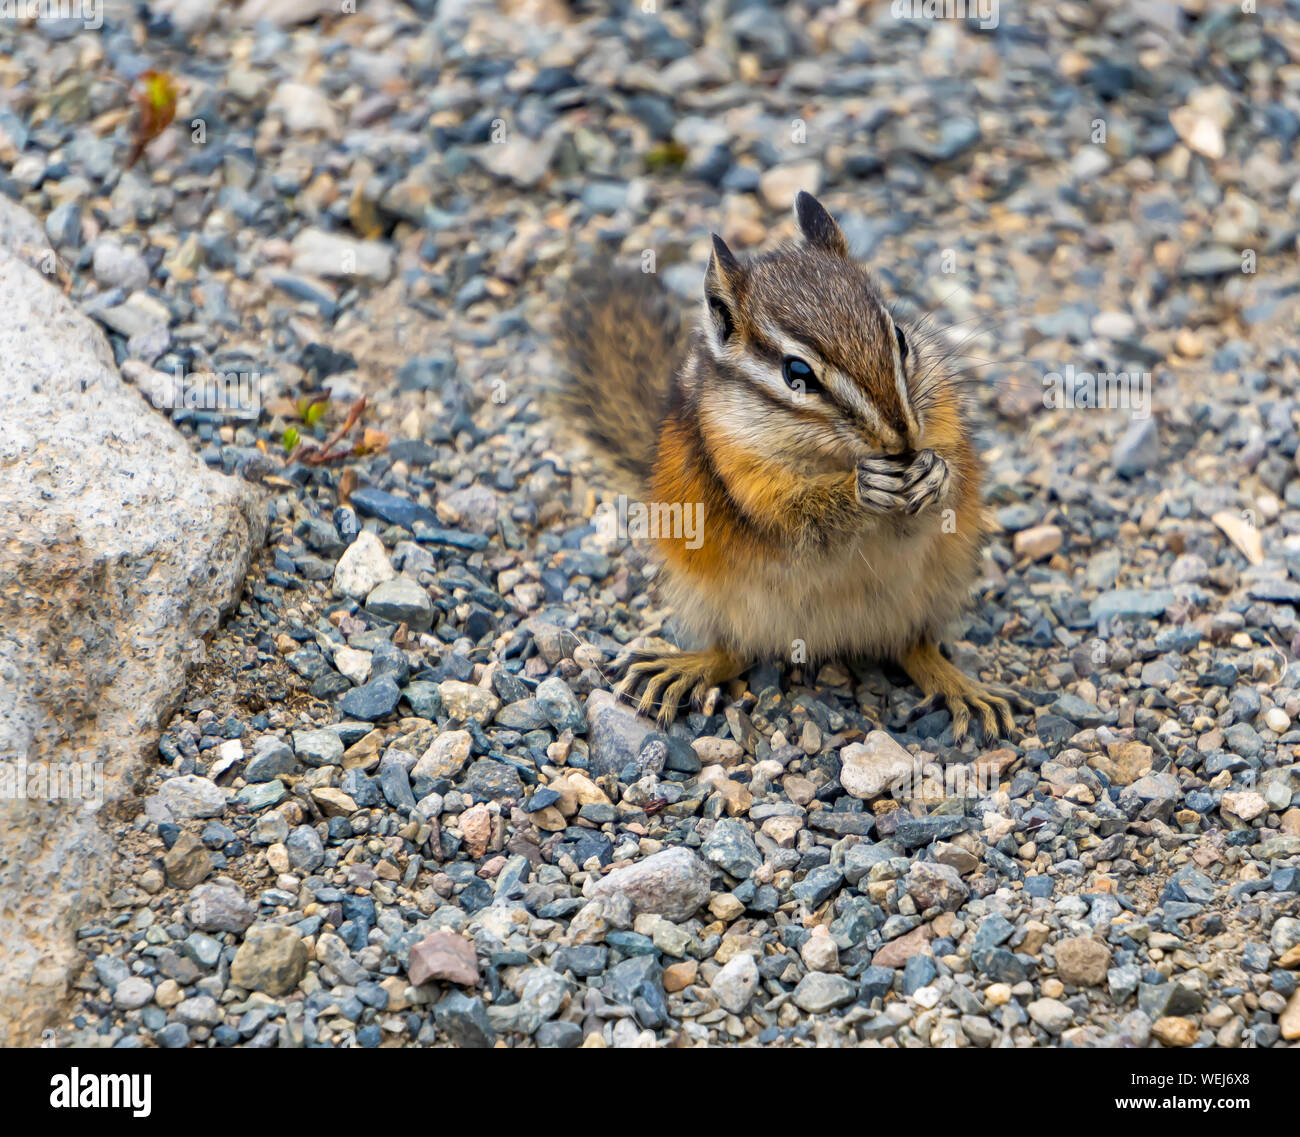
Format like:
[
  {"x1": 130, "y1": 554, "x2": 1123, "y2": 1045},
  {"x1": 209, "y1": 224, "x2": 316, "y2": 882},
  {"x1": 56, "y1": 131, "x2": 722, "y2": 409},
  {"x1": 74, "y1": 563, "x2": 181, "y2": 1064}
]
[
  {"x1": 304, "y1": 400, "x2": 328, "y2": 427},
  {"x1": 282, "y1": 426, "x2": 300, "y2": 452},
  {"x1": 645, "y1": 141, "x2": 688, "y2": 171}
]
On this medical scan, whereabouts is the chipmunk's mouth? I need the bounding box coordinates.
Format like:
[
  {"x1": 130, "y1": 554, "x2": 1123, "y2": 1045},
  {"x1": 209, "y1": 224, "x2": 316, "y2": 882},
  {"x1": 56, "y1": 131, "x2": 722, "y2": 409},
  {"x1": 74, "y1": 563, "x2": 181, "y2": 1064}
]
[
  {"x1": 860, "y1": 449, "x2": 916, "y2": 471},
  {"x1": 845, "y1": 435, "x2": 913, "y2": 463},
  {"x1": 856, "y1": 418, "x2": 915, "y2": 458}
]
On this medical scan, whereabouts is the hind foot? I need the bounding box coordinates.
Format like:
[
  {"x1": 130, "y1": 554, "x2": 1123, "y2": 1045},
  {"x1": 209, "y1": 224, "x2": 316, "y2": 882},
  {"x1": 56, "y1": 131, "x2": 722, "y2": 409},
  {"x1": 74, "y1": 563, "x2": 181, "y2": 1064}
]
[
  {"x1": 614, "y1": 644, "x2": 747, "y2": 727},
  {"x1": 898, "y1": 638, "x2": 1025, "y2": 745}
]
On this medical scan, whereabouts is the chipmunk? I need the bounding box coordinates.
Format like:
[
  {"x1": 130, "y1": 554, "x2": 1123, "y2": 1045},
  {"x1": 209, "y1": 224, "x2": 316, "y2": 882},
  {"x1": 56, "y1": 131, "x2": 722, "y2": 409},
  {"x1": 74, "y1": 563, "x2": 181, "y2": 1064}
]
[{"x1": 557, "y1": 192, "x2": 1018, "y2": 743}]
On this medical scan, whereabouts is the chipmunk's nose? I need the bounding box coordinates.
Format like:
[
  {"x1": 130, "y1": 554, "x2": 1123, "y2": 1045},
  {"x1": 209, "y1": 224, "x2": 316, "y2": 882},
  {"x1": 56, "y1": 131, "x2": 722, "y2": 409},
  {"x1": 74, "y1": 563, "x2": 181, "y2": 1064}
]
[
  {"x1": 878, "y1": 422, "x2": 912, "y2": 456},
  {"x1": 887, "y1": 417, "x2": 921, "y2": 455}
]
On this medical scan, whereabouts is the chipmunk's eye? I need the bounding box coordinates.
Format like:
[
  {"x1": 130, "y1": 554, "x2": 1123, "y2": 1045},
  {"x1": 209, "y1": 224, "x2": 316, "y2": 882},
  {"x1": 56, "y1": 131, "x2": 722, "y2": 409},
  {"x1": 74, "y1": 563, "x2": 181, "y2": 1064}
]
[
  {"x1": 895, "y1": 324, "x2": 909, "y2": 361},
  {"x1": 782, "y1": 356, "x2": 819, "y2": 394}
]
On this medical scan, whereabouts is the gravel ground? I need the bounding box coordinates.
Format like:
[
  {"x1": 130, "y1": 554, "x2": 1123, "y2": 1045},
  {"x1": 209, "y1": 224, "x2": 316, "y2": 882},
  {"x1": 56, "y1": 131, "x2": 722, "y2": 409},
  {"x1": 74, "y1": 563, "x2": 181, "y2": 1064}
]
[{"x1": 6, "y1": 0, "x2": 1300, "y2": 1047}]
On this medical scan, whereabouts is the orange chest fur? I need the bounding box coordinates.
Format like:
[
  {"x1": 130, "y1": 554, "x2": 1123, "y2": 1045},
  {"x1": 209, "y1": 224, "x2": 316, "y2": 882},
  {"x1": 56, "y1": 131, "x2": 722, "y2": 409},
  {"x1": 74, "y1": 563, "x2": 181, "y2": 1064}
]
[{"x1": 648, "y1": 411, "x2": 797, "y2": 582}]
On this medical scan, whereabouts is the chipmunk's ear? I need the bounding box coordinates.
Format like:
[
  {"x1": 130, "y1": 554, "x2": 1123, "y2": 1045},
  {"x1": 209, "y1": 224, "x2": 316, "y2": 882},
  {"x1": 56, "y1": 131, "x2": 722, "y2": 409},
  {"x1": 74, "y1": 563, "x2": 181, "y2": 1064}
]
[
  {"x1": 794, "y1": 191, "x2": 848, "y2": 257},
  {"x1": 704, "y1": 234, "x2": 743, "y2": 343}
]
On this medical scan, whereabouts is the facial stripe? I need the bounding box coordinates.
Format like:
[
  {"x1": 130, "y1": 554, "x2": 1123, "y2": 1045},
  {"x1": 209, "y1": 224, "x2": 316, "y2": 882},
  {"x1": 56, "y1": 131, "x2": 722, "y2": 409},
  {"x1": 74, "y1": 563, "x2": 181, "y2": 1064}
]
[
  {"x1": 697, "y1": 299, "x2": 912, "y2": 452},
  {"x1": 760, "y1": 319, "x2": 907, "y2": 446},
  {"x1": 885, "y1": 304, "x2": 920, "y2": 444},
  {"x1": 700, "y1": 387, "x2": 847, "y2": 475},
  {"x1": 679, "y1": 350, "x2": 699, "y2": 393},
  {"x1": 753, "y1": 321, "x2": 885, "y2": 435},
  {"x1": 714, "y1": 351, "x2": 833, "y2": 428}
]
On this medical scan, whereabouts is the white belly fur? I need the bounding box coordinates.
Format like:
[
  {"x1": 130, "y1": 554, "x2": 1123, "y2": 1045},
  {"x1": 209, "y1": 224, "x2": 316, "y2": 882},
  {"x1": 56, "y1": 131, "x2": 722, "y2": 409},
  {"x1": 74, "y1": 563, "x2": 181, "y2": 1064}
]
[{"x1": 661, "y1": 522, "x2": 977, "y2": 661}]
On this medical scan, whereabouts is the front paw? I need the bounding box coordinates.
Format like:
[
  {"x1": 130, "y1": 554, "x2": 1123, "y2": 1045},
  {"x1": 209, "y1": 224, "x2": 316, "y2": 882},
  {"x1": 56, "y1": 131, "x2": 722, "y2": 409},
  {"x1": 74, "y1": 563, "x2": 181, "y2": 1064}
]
[
  {"x1": 855, "y1": 454, "x2": 909, "y2": 514},
  {"x1": 899, "y1": 449, "x2": 951, "y2": 515},
  {"x1": 856, "y1": 450, "x2": 950, "y2": 515}
]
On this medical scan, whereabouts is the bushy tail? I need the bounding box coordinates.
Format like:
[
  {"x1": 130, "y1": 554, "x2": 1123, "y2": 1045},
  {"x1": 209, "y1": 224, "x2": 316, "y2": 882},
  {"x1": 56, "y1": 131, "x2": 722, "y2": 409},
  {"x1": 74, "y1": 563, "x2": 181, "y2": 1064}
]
[{"x1": 554, "y1": 264, "x2": 685, "y2": 493}]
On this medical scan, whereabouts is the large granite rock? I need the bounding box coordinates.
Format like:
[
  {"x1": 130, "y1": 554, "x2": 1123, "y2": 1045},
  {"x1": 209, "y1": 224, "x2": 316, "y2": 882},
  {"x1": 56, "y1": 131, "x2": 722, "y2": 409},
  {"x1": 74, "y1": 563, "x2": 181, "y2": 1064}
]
[{"x1": 0, "y1": 199, "x2": 264, "y2": 1045}]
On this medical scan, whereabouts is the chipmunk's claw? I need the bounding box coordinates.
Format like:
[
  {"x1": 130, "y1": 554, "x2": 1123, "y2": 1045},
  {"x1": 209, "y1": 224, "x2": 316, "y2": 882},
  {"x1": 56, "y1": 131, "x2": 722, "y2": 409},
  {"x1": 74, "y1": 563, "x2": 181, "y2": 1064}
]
[
  {"x1": 904, "y1": 694, "x2": 945, "y2": 725},
  {"x1": 614, "y1": 646, "x2": 746, "y2": 727},
  {"x1": 899, "y1": 639, "x2": 1021, "y2": 746},
  {"x1": 983, "y1": 684, "x2": 1035, "y2": 714},
  {"x1": 946, "y1": 688, "x2": 1018, "y2": 745},
  {"x1": 903, "y1": 689, "x2": 1016, "y2": 744}
]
